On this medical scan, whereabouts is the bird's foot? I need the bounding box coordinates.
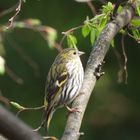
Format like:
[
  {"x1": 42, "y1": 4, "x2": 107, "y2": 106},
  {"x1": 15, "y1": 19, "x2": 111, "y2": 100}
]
[{"x1": 65, "y1": 105, "x2": 81, "y2": 114}]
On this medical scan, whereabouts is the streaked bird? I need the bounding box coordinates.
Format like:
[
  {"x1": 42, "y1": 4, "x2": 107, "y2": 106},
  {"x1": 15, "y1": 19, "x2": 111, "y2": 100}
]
[{"x1": 43, "y1": 48, "x2": 84, "y2": 132}]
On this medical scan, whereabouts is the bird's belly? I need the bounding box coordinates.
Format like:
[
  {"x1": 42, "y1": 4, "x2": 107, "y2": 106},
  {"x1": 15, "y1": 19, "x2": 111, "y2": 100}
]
[{"x1": 56, "y1": 82, "x2": 81, "y2": 108}]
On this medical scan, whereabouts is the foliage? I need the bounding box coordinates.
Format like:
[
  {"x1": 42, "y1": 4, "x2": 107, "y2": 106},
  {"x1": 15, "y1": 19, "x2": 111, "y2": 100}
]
[
  {"x1": 81, "y1": 2, "x2": 114, "y2": 46},
  {"x1": 66, "y1": 34, "x2": 77, "y2": 48}
]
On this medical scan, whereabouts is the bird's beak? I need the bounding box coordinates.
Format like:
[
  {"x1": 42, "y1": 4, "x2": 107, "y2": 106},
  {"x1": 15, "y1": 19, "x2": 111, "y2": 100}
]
[{"x1": 78, "y1": 51, "x2": 85, "y2": 56}]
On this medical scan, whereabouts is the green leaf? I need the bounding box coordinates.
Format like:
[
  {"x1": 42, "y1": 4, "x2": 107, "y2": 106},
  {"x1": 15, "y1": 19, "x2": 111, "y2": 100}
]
[
  {"x1": 14, "y1": 22, "x2": 25, "y2": 28},
  {"x1": 117, "y1": 5, "x2": 123, "y2": 13},
  {"x1": 96, "y1": 27, "x2": 101, "y2": 38},
  {"x1": 27, "y1": 19, "x2": 41, "y2": 26},
  {"x1": 131, "y1": 19, "x2": 140, "y2": 26},
  {"x1": 132, "y1": 29, "x2": 140, "y2": 38},
  {"x1": 100, "y1": 17, "x2": 107, "y2": 29},
  {"x1": 90, "y1": 28, "x2": 96, "y2": 45},
  {"x1": 136, "y1": 5, "x2": 140, "y2": 16},
  {"x1": 119, "y1": 29, "x2": 126, "y2": 35},
  {"x1": 82, "y1": 24, "x2": 91, "y2": 37},
  {"x1": 10, "y1": 101, "x2": 25, "y2": 110},
  {"x1": 0, "y1": 56, "x2": 5, "y2": 75},
  {"x1": 102, "y1": 2, "x2": 113, "y2": 15},
  {"x1": 67, "y1": 34, "x2": 77, "y2": 48}
]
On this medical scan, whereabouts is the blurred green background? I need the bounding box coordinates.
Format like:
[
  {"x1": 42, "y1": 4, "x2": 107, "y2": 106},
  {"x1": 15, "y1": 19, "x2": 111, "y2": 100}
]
[{"x1": 0, "y1": 0, "x2": 140, "y2": 140}]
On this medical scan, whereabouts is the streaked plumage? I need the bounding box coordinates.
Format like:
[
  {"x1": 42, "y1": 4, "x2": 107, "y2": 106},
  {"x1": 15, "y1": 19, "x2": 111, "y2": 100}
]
[{"x1": 44, "y1": 48, "x2": 84, "y2": 132}]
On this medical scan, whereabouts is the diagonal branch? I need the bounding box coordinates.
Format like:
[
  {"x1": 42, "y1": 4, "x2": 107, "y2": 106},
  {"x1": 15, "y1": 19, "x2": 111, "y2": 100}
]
[
  {"x1": 61, "y1": 1, "x2": 140, "y2": 140},
  {"x1": 0, "y1": 105, "x2": 42, "y2": 140}
]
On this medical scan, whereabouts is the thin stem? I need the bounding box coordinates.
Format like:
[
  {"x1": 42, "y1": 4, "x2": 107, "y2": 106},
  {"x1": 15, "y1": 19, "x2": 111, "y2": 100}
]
[
  {"x1": 87, "y1": 1, "x2": 96, "y2": 16},
  {"x1": 113, "y1": 47, "x2": 124, "y2": 83},
  {"x1": 60, "y1": 25, "x2": 82, "y2": 46},
  {"x1": 5, "y1": 64, "x2": 23, "y2": 84},
  {"x1": 7, "y1": 0, "x2": 23, "y2": 29},
  {"x1": 121, "y1": 34, "x2": 128, "y2": 84},
  {"x1": 0, "y1": 4, "x2": 17, "y2": 18},
  {"x1": 16, "y1": 105, "x2": 45, "y2": 116}
]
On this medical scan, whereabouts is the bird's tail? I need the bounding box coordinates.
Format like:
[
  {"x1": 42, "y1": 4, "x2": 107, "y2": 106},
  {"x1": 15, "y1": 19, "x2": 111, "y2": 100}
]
[{"x1": 43, "y1": 106, "x2": 55, "y2": 133}]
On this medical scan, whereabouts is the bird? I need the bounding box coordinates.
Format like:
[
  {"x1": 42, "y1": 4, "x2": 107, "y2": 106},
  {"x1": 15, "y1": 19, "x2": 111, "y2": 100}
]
[{"x1": 43, "y1": 48, "x2": 84, "y2": 133}]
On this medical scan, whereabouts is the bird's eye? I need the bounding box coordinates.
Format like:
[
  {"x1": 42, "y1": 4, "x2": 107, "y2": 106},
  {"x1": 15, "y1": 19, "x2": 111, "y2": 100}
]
[{"x1": 73, "y1": 51, "x2": 76, "y2": 55}]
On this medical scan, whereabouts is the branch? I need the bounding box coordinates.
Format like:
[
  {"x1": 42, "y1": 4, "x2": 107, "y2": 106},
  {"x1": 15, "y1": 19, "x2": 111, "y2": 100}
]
[
  {"x1": 7, "y1": 0, "x2": 23, "y2": 29},
  {"x1": 121, "y1": 34, "x2": 128, "y2": 84},
  {"x1": 86, "y1": 2, "x2": 96, "y2": 16},
  {"x1": 0, "y1": 105, "x2": 42, "y2": 140},
  {"x1": 61, "y1": 1, "x2": 139, "y2": 140},
  {"x1": 5, "y1": 64, "x2": 24, "y2": 84}
]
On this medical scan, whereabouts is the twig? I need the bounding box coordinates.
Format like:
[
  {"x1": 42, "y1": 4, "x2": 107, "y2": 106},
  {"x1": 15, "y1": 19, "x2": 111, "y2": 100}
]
[
  {"x1": 16, "y1": 105, "x2": 45, "y2": 116},
  {"x1": 99, "y1": 0, "x2": 107, "y2": 4},
  {"x1": 59, "y1": 35, "x2": 66, "y2": 47},
  {"x1": 127, "y1": 31, "x2": 139, "y2": 42},
  {"x1": 0, "y1": 95, "x2": 10, "y2": 106},
  {"x1": 113, "y1": 47, "x2": 124, "y2": 83},
  {"x1": 61, "y1": 26, "x2": 82, "y2": 35},
  {"x1": 87, "y1": 1, "x2": 96, "y2": 16},
  {"x1": 5, "y1": 64, "x2": 23, "y2": 84},
  {"x1": 121, "y1": 34, "x2": 128, "y2": 84},
  {"x1": 60, "y1": 25, "x2": 82, "y2": 46},
  {"x1": 7, "y1": 0, "x2": 23, "y2": 29},
  {"x1": 54, "y1": 42, "x2": 63, "y2": 52},
  {"x1": 0, "y1": 4, "x2": 17, "y2": 18}
]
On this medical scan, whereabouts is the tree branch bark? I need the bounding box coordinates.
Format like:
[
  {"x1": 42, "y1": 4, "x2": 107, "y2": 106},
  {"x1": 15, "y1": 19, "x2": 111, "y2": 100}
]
[
  {"x1": 61, "y1": 1, "x2": 140, "y2": 140},
  {"x1": 0, "y1": 105, "x2": 42, "y2": 140}
]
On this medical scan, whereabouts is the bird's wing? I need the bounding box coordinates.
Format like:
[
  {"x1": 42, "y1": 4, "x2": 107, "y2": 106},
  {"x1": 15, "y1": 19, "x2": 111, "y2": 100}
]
[{"x1": 44, "y1": 64, "x2": 68, "y2": 107}]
